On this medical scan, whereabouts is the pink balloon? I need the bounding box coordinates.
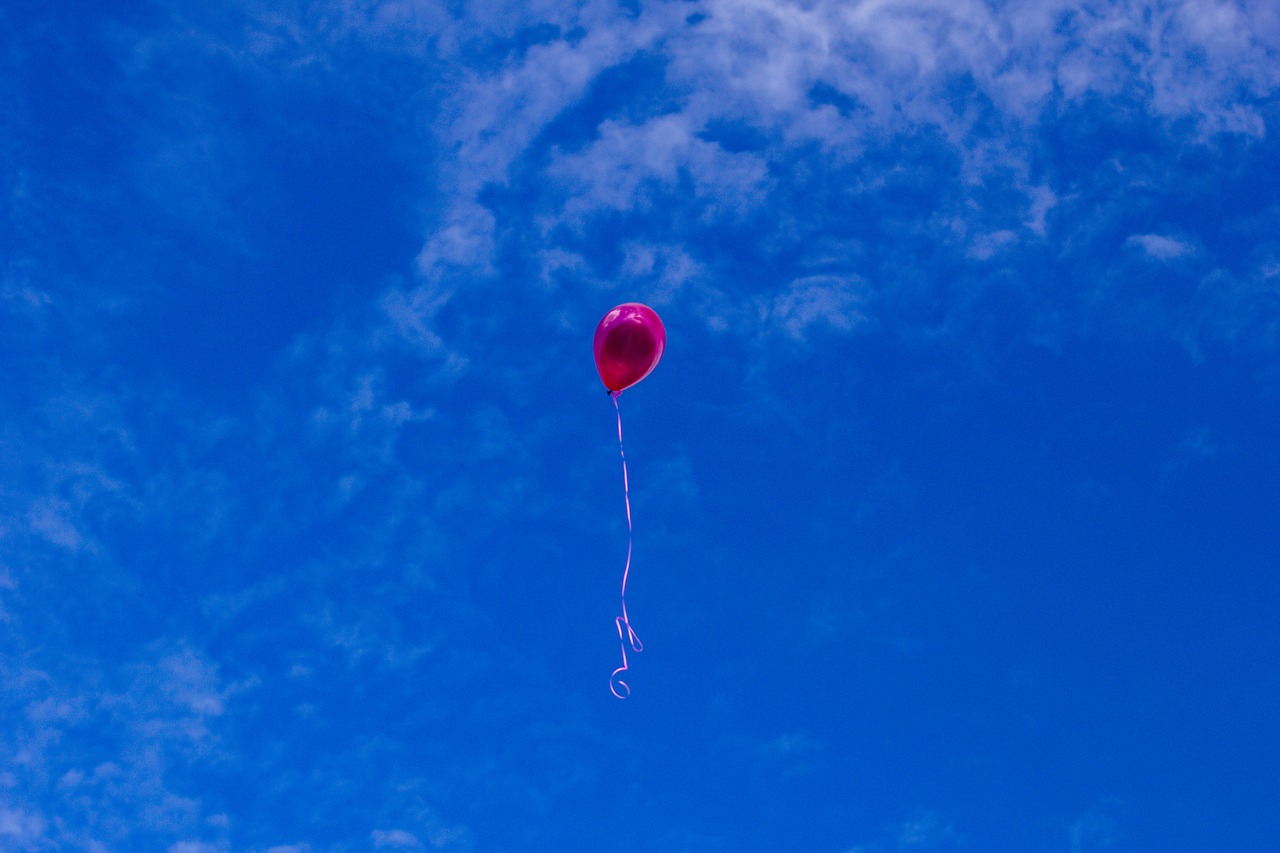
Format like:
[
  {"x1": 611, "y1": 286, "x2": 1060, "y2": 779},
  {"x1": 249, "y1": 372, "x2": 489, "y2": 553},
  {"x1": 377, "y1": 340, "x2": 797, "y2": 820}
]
[{"x1": 594, "y1": 303, "x2": 666, "y2": 393}]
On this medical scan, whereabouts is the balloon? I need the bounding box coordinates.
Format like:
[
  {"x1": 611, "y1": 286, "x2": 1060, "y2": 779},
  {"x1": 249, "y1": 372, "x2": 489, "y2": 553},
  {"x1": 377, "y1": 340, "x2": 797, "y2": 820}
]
[
  {"x1": 595, "y1": 303, "x2": 665, "y2": 698},
  {"x1": 593, "y1": 303, "x2": 666, "y2": 393}
]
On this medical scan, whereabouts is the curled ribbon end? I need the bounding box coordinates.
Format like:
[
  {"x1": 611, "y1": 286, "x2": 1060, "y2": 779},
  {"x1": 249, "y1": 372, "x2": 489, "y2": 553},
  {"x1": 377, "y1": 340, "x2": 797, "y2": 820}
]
[{"x1": 609, "y1": 668, "x2": 631, "y2": 700}]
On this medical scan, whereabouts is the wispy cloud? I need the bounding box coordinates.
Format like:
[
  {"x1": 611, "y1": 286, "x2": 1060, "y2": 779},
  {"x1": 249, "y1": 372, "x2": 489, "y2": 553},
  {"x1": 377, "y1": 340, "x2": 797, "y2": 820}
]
[
  {"x1": 379, "y1": 0, "x2": 1280, "y2": 365},
  {"x1": 1, "y1": 643, "x2": 234, "y2": 850},
  {"x1": 0, "y1": 804, "x2": 47, "y2": 849},
  {"x1": 372, "y1": 820, "x2": 473, "y2": 851},
  {"x1": 844, "y1": 807, "x2": 966, "y2": 853},
  {"x1": 547, "y1": 114, "x2": 772, "y2": 222},
  {"x1": 1127, "y1": 233, "x2": 1195, "y2": 260},
  {"x1": 762, "y1": 274, "x2": 868, "y2": 342}
]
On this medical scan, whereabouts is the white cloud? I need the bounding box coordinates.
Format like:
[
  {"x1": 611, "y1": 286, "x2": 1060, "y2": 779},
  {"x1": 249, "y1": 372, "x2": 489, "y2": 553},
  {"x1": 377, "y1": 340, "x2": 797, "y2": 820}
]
[
  {"x1": 674, "y1": 0, "x2": 1276, "y2": 167},
  {"x1": 1181, "y1": 255, "x2": 1280, "y2": 355},
  {"x1": 153, "y1": 650, "x2": 228, "y2": 718},
  {"x1": 763, "y1": 275, "x2": 868, "y2": 341},
  {"x1": 1, "y1": 276, "x2": 51, "y2": 316},
  {"x1": 1127, "y1": 233, "x2": 1195, "y2": 260},
  {"x1": 0, "y1": 804, "x2": 48, "y2": 847},
  {"x1": 842, "y1": 807, "x2": 965, "y2": 853},
  {"x1": 896, "y1": 808, "x2": 963, "y2": 850},
  {"x1": 1025, "y1": 184, "x2": 1058, "y2": 237},
  {"x1": 443, "y1": 4, "x2": 677, "y2": 192},
  {"x1": 0, "y1": 643, "x2": 237, "y2": 850},
  {"x1": 759, "y1": 729, "x2": 821, "y2": 762},
  {"x1": 372, "y1": 828, "x2": 424, "y2": 849},
  {"x1": 416, "y1": 205, "x2": 497, "y2": 280},
  {"x1": 423, "y1": 3, "x2": 684, "y2": 265},
  {"x1": 371, "y1": 813, "x2": 473, "y2": 850},
  {"x1": 169, "y1": 841, "x2": 227, "y2": 853},
  {"x1": 547, "y1": 114, "x2": 771, "y2": 223},
  {"x1": 25, "y1": 497, "x2": 91, "y2": 552},
  {"x1": 619, "y1": 242, "x2": 704, "y2": 301},
  {"x1": 969, "y1": 229, "x2": 1019, "y2": 260},
  {"x1": 391, "y1": 0, "x2": 1280, "y2": 370},
  {"x1": 380, "y1": 282, "x2": 456, "y2": 356}
]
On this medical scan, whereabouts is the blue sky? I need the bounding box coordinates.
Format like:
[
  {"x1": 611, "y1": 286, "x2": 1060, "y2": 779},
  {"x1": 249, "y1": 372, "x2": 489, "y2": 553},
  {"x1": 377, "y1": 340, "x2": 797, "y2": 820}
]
[{"x1": 3, "y1": 0, "x2": 1279, "y2": 850}]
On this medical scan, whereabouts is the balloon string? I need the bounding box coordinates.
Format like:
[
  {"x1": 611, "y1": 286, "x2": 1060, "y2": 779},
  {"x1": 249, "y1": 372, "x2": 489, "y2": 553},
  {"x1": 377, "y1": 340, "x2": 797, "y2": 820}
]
[{"x1": 610, "y1": 391, "x2": 643, "y2": 699}]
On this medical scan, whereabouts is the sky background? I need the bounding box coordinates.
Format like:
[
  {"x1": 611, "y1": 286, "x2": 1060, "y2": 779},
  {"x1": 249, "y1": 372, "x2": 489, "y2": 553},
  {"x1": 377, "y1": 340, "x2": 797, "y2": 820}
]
[{"x1": 3, "y1": 1, "x2": 1279, "y2": 850}]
